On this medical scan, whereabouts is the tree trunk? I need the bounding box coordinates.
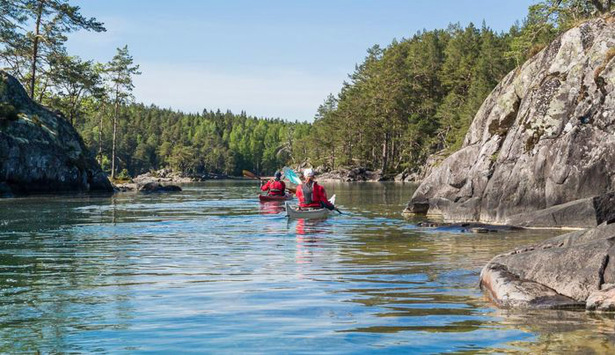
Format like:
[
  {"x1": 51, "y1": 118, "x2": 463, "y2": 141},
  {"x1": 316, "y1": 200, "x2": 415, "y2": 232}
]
[
  {"x1": 97, "y1": 104, "x2": 105, "y2": 165},
  {"x1": 111, "y1": 100, "x2": 118, "y2": 179},
  {"x1": 37, "y1": 76, "x2": 48, "y2": 103},
  {"x1": 381, "y1": 132, "x2": 390, "y2": 173},
  {"x1": 391, "y1": 135, "x2": 396, "y2": 169},
  {"x1": 29, "y1": 1, "x2": 44, "y2": 99}
]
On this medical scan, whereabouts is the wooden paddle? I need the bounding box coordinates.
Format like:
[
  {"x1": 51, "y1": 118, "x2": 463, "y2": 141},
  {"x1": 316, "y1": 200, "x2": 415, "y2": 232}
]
[{"x1": 242, "y1": 170, "x2": 261, "y2": 180}]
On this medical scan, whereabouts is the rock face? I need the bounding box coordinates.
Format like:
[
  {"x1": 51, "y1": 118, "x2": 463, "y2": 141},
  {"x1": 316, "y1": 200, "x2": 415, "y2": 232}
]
[
  {"x1": 480, "y1": 223, "x2": 615, "y2": 311},
  {"x1": 407, "y1": 18, "x2": 615, "y2": 228},
  {"x1": 0, "y1": 72, "x2": 112, "y2": 195}
]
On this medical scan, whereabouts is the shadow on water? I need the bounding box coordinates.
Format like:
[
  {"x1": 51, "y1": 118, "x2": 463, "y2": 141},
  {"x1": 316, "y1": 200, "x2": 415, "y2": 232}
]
[{"x1": 0, "y1": 181, "x2": 613, "y2": 352}]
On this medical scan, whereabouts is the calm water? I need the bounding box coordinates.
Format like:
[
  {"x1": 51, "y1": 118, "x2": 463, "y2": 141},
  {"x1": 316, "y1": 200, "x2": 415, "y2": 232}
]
[{"x1": 1, "y1": 181, "x2": 614, "y2": 353}]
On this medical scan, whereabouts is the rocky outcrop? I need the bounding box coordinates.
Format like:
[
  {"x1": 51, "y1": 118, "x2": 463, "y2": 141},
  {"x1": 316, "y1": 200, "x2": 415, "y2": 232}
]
[
  {"x1": 406, "y1": 17, "x2": 615, "y2": 228},
  {"x1": 133, "y1": 168, "x2": 229, "y2": 185},
  {"x1": 133, "y1": 169, "x2": 194, "y2": 184},
  {"x1": 0, "y1": 72, "x2": 112, "y2": 196},
  {"x1": 316, "y1": 167, "x2": 385, "y2": 182},
  {"x1": 480, "y1": 222, "x2": 615, "y2": 311}
]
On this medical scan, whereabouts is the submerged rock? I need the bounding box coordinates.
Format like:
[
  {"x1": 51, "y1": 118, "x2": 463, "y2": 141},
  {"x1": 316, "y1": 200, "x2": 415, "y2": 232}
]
[
  {"x1": 0, "y1": 72, "x2": 112, "y2": 195},
  {"x1": 406, "y1": 17, "x2": 615, "y2": 228},
  {"x1": 480, "y1": 223, "x2": 615, "y2": 311}
]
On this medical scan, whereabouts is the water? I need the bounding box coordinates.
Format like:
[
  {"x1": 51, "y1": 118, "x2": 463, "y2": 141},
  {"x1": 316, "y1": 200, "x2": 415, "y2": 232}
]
[{"x1": 1, "y1": 181, "x2": 614, "y2": 353}]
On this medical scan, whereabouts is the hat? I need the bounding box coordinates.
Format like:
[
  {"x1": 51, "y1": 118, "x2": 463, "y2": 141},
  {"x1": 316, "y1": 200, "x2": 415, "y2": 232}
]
[{"x1": 303, "y1": 168, "x2": 314, "y2": 178}]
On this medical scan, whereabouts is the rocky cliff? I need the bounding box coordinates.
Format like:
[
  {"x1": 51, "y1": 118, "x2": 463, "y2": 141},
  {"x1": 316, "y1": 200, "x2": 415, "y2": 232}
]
[
  {"x1": 0, "y1": 72, "x2": 112, "y2": 196},
  {"x1": 406, "y1": 17, "x2": 615, "y2": 228}
]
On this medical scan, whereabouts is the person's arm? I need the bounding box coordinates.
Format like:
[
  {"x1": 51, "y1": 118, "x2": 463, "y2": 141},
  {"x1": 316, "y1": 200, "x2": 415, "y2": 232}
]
[
  {"x1": 317, "y1": 185, "x2": 334, "y2": 210},
  {"x1": 296, "y1": 184, "x2": 303, "y2": 202},
  {"x1": 260, "y1": 180, "x2": 270, "y2": 192}
]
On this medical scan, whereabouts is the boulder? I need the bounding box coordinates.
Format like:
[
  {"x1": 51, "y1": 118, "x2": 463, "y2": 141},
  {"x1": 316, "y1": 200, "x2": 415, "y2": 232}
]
[
  {"x1": 406, "y1": 17, "x2": 615, "y2": 228},
  {"x1": 394, "y1": 170, "x2": 408, "y2": 182},
  {"x1": 138, "y1": 182, "x2": 182, "y2": 193},
  {"x1": 586, "y1": 284, "x2": 615, "y2": 311},
  {"x1": 480, "y1": 223, "x2": 615, "y2": 310},
  {"x1": 114, "y1": 183, "x2": 137, "y2": 192},
  {"x1": 0, "y1": 72, "x2": 112, "y2": 195}
]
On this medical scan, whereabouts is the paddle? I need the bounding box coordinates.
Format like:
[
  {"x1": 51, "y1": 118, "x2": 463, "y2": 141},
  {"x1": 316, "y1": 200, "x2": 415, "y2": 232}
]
[
  {"x1": 282, "y1": 167, "x2": 302, "y2": 185},
  {"x1": 281, "y1": 167, "x2": 302, "y2": 195},
  {"x1": 328, "y1": 194, "x2": 342, "y2": 214},
  {"x1": 244, "y1": 169, "x2": 296, "y2": 195},
  {"x1": 242, "y1": 170, "x2": 261, "y2": 180}
]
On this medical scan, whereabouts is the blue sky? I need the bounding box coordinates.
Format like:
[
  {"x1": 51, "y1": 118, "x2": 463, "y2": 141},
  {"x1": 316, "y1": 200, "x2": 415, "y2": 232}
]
[{"x1": 68, "y1": 0, "x2": 537, "y2": 121}]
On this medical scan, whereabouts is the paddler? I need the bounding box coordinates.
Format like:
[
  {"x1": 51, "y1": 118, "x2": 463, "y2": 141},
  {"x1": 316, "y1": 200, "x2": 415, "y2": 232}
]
[
  {"x1": 296, "y1": 168, "x2": 334, "y2": 210},
  {"x1": 260, "y1": 171, "x2": 286, "y2": 196}
]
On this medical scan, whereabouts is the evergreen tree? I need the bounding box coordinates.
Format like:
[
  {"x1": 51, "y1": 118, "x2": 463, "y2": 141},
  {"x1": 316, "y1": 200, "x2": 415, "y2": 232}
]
[
  {"x1": 11, "y1": 0, "x2": 105, "y2": 99},
  {"x1": 106, "y1": 45, "x2": 141, "y2": 179},
  {"x1": 45, "y1": 55, "x2": 104, "y2": 125}
]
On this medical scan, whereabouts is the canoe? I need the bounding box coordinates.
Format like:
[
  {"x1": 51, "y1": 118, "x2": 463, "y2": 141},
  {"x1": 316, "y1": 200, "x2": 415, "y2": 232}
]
[
  {"x1": 285, "y1": 202, "x2": 331, "y2": 219},
  {"x1": 259, "y1": 194, "x2": 293, "y2": 202}
]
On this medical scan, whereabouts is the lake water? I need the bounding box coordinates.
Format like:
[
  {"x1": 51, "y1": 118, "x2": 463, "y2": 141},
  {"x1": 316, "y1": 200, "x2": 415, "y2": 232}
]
[{"x1": 1, "y1": 181, "x2": 614, "y2": 353}]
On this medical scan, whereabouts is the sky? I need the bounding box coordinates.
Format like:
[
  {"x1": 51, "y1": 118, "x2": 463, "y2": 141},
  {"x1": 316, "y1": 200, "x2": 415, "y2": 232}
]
[{"x1": 68, "y1": 0, "x2": 537, "y2": 121}]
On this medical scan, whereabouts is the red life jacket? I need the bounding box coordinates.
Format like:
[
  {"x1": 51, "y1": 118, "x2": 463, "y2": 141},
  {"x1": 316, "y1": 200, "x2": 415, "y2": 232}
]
[
  {"x1": 297, "y1": 181, "x2": 329, "y2": 208},
  {"x1": 261, "y1": 179, "x2": 285, "y2": 196}
]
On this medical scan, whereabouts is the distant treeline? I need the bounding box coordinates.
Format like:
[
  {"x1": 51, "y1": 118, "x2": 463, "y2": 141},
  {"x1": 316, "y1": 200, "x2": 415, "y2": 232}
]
[
  {"x1": 76, "y1": 104, "x2": 310, "y2": 177},
  {"x1": 1, "y1": 0, "x2": 611, "y2": 177}
]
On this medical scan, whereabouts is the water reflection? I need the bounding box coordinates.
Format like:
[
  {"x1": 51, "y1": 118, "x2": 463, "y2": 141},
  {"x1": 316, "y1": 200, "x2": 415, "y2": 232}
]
[
  {"x1": 0, "y1": 181, "x2": 612, "y2": 352},
  {"x1": 258, "y1": 201, "x2": 285, "y2": 215}
]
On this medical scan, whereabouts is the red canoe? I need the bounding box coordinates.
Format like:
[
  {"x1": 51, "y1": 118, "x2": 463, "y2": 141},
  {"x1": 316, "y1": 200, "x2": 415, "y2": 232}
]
[{"x1": 259, "y1": 194, "x2": 293, "y2": 202}]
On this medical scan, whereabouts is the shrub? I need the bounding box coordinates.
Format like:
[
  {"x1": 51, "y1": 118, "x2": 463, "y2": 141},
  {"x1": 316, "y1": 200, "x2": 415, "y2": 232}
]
[{"x1": 0, "y1": 103, "x2": 19, "y2": 122}]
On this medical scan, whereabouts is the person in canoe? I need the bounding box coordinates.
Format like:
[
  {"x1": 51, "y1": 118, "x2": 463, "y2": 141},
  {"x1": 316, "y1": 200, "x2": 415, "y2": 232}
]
[
  {"x1": 260, "y1": 171, "x2": 286, "y2": 196},
  {"x1": 296, "y1": 168, "x2": 335, "y2": 210}
]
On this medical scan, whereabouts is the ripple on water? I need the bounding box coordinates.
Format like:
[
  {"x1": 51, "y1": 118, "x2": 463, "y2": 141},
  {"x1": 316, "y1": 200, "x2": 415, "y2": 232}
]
[{"x1": 0, "y1": 182, "x2": 612, "y2": 353}]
